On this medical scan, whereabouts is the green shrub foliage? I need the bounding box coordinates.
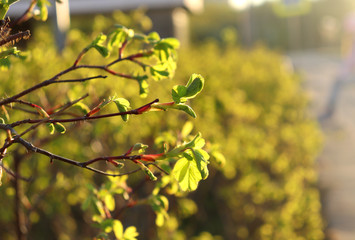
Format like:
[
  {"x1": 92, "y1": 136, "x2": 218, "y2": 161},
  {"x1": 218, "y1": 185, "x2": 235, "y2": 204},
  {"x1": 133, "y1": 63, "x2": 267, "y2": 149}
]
[
  {"x1": 170, "y1": 42, "x2": 324, "y2": 239},
  {"x1": 0, "y1": 10, "x2": 323, "y2": 240},
  {"x1": 0, "y1": 10, "x2": 215, "y2": 239}
]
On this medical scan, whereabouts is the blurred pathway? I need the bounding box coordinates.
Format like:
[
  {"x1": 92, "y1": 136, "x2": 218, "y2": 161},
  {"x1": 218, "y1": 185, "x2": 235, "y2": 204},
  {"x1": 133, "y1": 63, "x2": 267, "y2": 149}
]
[{"x1": 288, "y1": 50, "x2": 355, "y2": 240}]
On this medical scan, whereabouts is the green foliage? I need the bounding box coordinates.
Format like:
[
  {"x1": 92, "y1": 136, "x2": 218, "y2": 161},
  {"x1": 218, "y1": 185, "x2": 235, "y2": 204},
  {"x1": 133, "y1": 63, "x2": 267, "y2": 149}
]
[
  {"x1": 0, "y1": 0, "x2": 18, "y2": 19},
  {"x1": 172, "y1": 73, "x2": 204, "y2": 104},
  {"x1": 0, "y1": 10, "x2": 323, "y2": 240},
  {"x1": 114, "y1": 98, "x2": 131, "y2": 122},
  {"x1": 169, "y1": 41, "x2": 324, "y2": 239},
  {"x1": 0, "y1": 10, "x2": 215, "y2": 239},
  {"x1": 34, "y1": 0, "x2": 50, "y2": 21}
]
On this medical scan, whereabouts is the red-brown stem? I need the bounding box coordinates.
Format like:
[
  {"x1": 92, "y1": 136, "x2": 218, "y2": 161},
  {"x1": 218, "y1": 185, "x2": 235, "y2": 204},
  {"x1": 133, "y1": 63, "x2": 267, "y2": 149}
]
[
  {"x1": 80, "y1": 155, "x2": 141, "y2": 167},
  {"x1": 10, "y1": 99, "x2": 159, "y2": 127},
  {"x1": 0, "y1": 45, "x2": 149, "y2": 107},
  {"x1": 11, "y1": 0, "x2": 37, "y2": 26},
  {"x1": 118, "y1": 40, "x2": 128, "y2": 59},
  {"x1": 73, "y1": 48, "x2": 88, "y2": 67}
]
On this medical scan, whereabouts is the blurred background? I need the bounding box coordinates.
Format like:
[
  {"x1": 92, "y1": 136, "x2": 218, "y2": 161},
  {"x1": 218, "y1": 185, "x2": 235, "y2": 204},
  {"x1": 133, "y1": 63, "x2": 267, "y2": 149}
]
[{"x1": 2, "y1": 0, "x2": 355, "y2": 239}]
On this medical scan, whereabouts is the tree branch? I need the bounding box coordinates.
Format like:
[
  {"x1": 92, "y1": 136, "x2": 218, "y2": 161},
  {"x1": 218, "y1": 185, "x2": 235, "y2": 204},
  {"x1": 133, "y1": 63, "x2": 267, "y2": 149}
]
[{"x1": 10, "y1": 99, "x2": 159, "y2": 127}]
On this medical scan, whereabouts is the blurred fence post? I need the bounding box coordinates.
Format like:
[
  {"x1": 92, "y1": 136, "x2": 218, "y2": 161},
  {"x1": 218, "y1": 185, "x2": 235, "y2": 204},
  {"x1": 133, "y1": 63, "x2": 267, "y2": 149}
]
[{"x1": 54, "y1": 0, "x2": 70, "y2": 52}]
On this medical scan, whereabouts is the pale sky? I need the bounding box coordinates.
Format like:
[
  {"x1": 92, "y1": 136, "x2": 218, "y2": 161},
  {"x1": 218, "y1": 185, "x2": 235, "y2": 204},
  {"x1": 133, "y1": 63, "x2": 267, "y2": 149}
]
[
  {"x1": 228, "y1": 0, "x2": 320, "y2": 10},
  {"x1": 228, "y1": 0, "x2": 273, "y2": 10}
]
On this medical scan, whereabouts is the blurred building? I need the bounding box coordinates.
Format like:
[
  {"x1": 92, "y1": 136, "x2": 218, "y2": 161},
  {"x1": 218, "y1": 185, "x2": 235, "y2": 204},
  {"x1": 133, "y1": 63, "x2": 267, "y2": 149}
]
[{"x1": 8, "y1": 0, "x2": 204, "y2": 46}]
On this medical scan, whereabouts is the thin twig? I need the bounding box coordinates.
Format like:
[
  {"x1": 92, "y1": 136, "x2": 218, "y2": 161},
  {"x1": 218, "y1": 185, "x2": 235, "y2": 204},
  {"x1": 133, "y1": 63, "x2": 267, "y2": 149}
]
[
  {"x1": 0, "y1": 161, "x2": 32, "y2": 182},
  {"x1": 10, "y1": 99, "x2": 159, "y2": 127},
  {"x1": 13, "y1": 136, "x2": 140, "y2": 177},
  {"x1": 11, "y1": 0, "x2": 37, "y2": 26},
  {"x1": 15, "y1": 94, "x2": 89, "y2": 139},
  {"x1": 52, "y1": 75, "x2": 107, "y2": 83}
]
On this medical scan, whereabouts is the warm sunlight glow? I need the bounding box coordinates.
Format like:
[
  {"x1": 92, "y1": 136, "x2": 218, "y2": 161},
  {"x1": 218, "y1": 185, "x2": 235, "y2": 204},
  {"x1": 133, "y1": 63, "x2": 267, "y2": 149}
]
[
  {"x1": 229, "y1": 0, "x2": 250, "y2": 10},
  {"x1": 229, "y1": 0, "x2": 322, "y2": 10}
]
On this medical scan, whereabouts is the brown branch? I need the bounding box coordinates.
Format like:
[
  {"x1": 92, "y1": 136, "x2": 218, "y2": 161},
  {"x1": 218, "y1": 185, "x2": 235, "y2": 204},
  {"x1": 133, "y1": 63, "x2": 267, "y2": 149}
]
[
  {"x1": 0, "y1": 30, "x2": 30, "y2": 47},
  {"x1": 13, "y1": 136, "x2": 141, "y2": 177},
  {"x1": 75, "y1": 65, "x2": 136, "y2": 79},
  {"x1": 15, "y1": 94, "x2": 89, "y2": 139},
  {"x1": 0, "y1": 161, "x2": 32, "y2": 182},
  {"x1": 0, "y1": 42, "x2": 152, "y2": 107},
  {"x1": 0, "y1": 72, "x2": 105, "y2": 106},
  {"x1": 52, "y1": 75, "x2": 107, "y2": 83},
  {"x1": 0, "y1": 66, "x2": 75, "y2": 106},
  {"x1": 106, "y1": 51, "x2": 153, "y2": 68},
  {"x1": 10, "y1": 99, "x2": 159, "y2": 127}
]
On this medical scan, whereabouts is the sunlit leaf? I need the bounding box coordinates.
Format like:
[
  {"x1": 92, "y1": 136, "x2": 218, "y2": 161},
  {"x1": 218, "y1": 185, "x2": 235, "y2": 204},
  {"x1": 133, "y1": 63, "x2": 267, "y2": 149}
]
[
  {"x1": 132, "y1": 143, "x2": 148, "y2": 153},
  {"x1": 185, "y1": 74, "x2": 204, "y2": 99},
  {"x1": 181, "y1": 121, "x2": 194, "y2": 138},
  {"x1": 53, "y1": 122, "x2": 66, "y2": 134},
  {"x1": 192, "y1": 149, "x2": 210, "y2": 179},
  {"x1": 113, "y1": 220, "x2": 123, "y2": 239},
  {"x1": 94, "y1": 45, "x2": 109, "y2": 57},
  {"x1": 123, "y1": 226, "x2": 139, "y2": 239},
  {"x1": 173, "y1": 157, "x2": 201, "y2": 192},
  {"x1": 114, "y1": 98, "x2": 131, "y2": 122},
  {"x1": 172, "y1": 85, "x2": 187, "y2": 103},
  {"x1": 172, "y1": 104, "x2": 196, "y2": 118},
  {"x1": 147, "y1": 31, "x2": 160, "y2": 42},
  {"x1": 161, "y1": 38, "x2": 180, "y2": 49}
]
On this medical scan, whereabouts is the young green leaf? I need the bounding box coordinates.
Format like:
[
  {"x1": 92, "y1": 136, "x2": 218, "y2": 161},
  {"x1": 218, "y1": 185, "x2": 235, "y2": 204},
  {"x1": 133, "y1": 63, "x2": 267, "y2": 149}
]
[
  {"x1": 147, "y1": 32, "x2": 160, "y2": 42},
  {"x1": 172, "y1": 85, "x2": 187, "y2": 103},
  {"x1": 192, "y1": 149, "x2": 210, "y2": 180},
  {"x1": 123, "y1": 226, "x2": 139, "y2": 239},
  {"x1": 132, "y1": 143, "x2": 148, "y2": 153},
  {"x1": 171, "y1": 104, "x2": 196, "y2": 118},
  {"x1": 137, "y1": 77, "x2": 149, "y2": 98},
  {"x1": 150, "y1": 65, "x2": 170, "y2": 81},
  {"x1": 185, "y1": 74, "x2": 204, "y2": 99},
  {"x1": 173, "y1": 157, "x2": 201, "y2": 192},
  {"x1": 99, "y1": 219, "x2": 115, "y2": 233},
  {"x1": 161, "y1": 38, "x2": 180, "y2": 49},
  {"x1": 0, "y1": 4, "x2": 9, "y2": 20},
  {"x1": 94, "y1": 45, "x2": 109, "y2": 57},
  {"x1": 104, "y1": 194, "x2": 115, "y2": 212},
  {"x1": 74, "y1": 102, "x2": 90, "y2": 115},
  {"x1": 53, "y1": 122, "x2": 66, "y2": 134},
  {"x1": 171, "y1": 74, "x2": 204, "y2": 103},
  {"x1": 108, "y1": 28, "x2": 127, "y2": 50},
  {"x1": 0, "y1": 58, "x2": 11, "y2": 71},
  {"x1": 85, "y1": 33, "x2": 108, "y2": 57},
  {"x1": 0, "y1": 47, "x2": 20, "y2": 59},
  {"x1": 113, "y1": 98, "x2": 131, "y2": 122},
  {"x1": 113, "y1": 220, "x2": 124, "y2": 239},
  {"x1": 35, "y1": 0, "x2": 50, "y2": 21},
  {"x1": 90, "y1": 33, "x2": 107, "y2": 47},
  {"x1": 149, "y1": 195, "x2": 169, "y2": 227},
  {"x1": 181, "y1": 121, "x2": 194, "y2": 138},
  {"x1": 92, "y1": 199, "x2": 106, "y2": 218},
  {"x1": 47, "y1": 123, "x2": 55, "y2": 134},
  {"x1": 137, "y1": 162, "x2": 157, "y2": 181}
]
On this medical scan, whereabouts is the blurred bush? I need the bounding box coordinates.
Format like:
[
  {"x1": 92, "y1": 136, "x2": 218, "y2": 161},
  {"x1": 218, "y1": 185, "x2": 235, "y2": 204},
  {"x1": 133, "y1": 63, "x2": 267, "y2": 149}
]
[
  {"x1": 0, "y1": 12, "x2": 323, "y2": 239},
  {"x1": 170, "y1": 39, "x2": 324, "y2": 239}
]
